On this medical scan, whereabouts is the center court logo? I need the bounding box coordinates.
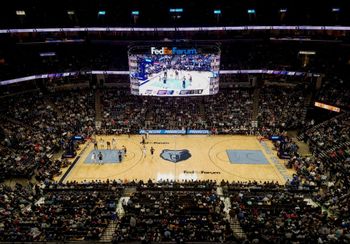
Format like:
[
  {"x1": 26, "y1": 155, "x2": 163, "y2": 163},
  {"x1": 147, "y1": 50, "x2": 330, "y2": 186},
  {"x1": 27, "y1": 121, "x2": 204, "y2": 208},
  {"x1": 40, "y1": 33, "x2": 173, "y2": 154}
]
[
  {"x1": 151, "y1": 47, "x2": 197, "y2": 55},
  {"x1": 160, "y1": 149, "x2": 191, "y2": 163}
]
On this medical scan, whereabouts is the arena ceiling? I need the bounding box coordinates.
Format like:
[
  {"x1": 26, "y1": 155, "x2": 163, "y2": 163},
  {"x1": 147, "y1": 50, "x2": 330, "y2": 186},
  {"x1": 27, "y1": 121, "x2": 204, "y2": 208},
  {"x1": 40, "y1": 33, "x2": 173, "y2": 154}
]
[{"x1": 0, "y1": 0, "x2": 348, "y2": 28}]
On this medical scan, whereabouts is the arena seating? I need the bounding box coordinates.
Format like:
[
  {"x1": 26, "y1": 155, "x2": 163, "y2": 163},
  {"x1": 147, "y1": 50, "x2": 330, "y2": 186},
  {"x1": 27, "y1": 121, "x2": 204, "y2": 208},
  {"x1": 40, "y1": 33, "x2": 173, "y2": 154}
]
[
  {"x1": 2, "y1": 179, "x2": 349, "y2": 242},
  {"x1": 0, "y1": 84, "x2": 339, "y2": 181},
  {"x1": 100, "y1": 88, "x2": 255, "y2": 134},
  {"x1": 230, "y1": 187, "x2": 332, "y2": 242},
  {"x1": 0, "y1": 183, "x2": 42, "y2": 241},
  {"x1": 0, "y1": 75, "x2": 349, "y2": 242},
  {"x1": 316, "y1": 77, "x2": 350, "y2": 109},
  {"x1": 0, "y1": 181, "x2": 122, "y2": 242},
  {"x1": 305, "y1": 112, "x2": 350, "y2": 157},
  {"x1": 0, "y1": 89, "x2": 94, "y2": 180},
  {"x1": 204, "y1": 89, "x2": 254, "y2": 134},
  {"x1": 2, "y1": 0, "x2": 350, "y2": 241},
  {"x1": 115, "y1": 181, "x2": 233, "y2": 242},
  {"x1": 258, "y1": 85, "x2": 307, "y2": 133}
]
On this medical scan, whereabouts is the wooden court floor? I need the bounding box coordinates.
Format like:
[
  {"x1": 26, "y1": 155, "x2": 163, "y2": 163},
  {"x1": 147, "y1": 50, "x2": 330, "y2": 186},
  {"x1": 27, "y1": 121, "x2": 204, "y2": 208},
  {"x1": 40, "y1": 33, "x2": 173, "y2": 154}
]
[{"x1": 56, "y1": 135, "x2": 295, "y2": 184}]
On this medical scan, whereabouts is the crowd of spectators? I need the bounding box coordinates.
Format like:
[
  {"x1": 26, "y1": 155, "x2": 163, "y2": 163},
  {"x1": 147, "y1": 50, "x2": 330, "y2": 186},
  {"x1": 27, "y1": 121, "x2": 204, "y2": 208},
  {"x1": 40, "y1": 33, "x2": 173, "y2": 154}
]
[
  {"x1": 0, "y1": 182, "x2": 121, "y2": 242},
  {"x1": 258, "y1": 85, "x2": 307, "y2": 133},
  {"x1": 297, "y1": 112, "x2": 350, "y2": 220},
  {"x1": 283, "y1": 153, "x2": 350, "y2": 240},
  {"x1": 0, "y1": 117, "x2": 69, "y2": 181},
  {"x1": 99, "y1": 89, "x2": 146, "y2": 134},
  {"x1": 143, "y1": 96, "x2": 205, "y2": 130},
  {"x1": 113, "y1": 180, "x2": 233, "y2": 243},
  {"x1": 37, "y1": 189, "x2": 119, "y2": 241},
  {"x1": 305, "y1": 112, "x2": 350, "y2": 157},
  {"x1": 226, "y1": 182, "x2": 349, "y2": 243},
  {"x1": 0, "y1": 89, "x2": 95, "y2": 181},
  {"x1": 2, "y1": 179, "x2": 348, "y2": 242},
  {"x1": 0, "y1": 74, "x2": 349, "y2": 242},
  {"x1": 0, "y1": 138, "x2": 36, "y2": 179},
  {"x1": 279, "y1": 112, "x2": 350, "y2": 243},
  {"x1": 205, "y1": 89, "x2": 254, "y2": 134},
  {"x1": 0, "y1": 24, "x2": 350, "y2": 243},
  {"x1": 316, "y1": 76, "x2": 350, "y2": 109},
  {"x1": 100, "y1": 88, "x2": 255, "y2": 134},
  {"x1": 0, "y1": 84, "x2": 314, "y2": 181},
  {"x1": 0, "y1": 183, "x2": 43, "y2": 241}
]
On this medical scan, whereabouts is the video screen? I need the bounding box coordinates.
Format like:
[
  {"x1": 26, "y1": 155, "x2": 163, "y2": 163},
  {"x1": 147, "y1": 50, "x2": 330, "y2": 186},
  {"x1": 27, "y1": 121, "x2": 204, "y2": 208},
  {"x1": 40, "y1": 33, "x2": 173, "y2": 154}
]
[{"x1": 129, "y1": 45, "x2": 220, "y2": 96}]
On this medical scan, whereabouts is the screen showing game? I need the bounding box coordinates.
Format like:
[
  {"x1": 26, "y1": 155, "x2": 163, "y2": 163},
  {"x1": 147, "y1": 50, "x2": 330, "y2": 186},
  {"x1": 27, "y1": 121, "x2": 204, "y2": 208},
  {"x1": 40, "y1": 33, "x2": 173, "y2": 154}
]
[{"x1": 128, "y1": 44, "x2": 220, "y2": 96}]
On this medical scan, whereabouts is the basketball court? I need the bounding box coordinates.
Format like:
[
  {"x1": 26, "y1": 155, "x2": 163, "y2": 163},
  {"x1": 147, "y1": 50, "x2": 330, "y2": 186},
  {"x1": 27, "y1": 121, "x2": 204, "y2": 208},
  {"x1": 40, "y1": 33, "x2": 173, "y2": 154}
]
[
  {"x1": 57, "y1": 135, "x2": 294, "y2": 184},
  {"x1": 140, "y1": 69, "x2": 212, "y2": 95}
]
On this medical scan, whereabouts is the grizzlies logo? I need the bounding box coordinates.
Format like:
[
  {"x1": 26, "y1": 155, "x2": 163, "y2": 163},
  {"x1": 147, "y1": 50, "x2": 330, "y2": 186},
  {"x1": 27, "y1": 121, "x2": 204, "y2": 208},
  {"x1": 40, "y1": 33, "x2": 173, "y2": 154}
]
[{"x1": 160, "y1": 149, "x2": 191, "y2": 163}]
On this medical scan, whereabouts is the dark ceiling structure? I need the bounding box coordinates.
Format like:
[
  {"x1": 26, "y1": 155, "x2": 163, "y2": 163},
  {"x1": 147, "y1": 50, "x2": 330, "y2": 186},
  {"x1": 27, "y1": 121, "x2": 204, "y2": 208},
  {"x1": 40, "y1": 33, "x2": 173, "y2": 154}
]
[{"x1": 1, "y1": 0, "x2": 348, "y2": 28}]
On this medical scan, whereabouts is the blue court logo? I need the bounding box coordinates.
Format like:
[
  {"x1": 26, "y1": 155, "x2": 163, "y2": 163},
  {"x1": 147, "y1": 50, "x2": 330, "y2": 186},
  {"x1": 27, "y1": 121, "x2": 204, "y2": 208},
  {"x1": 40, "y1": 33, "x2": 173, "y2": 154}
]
[{"x1": 160, "y1": 149, "x2": 191, "y2": 163}]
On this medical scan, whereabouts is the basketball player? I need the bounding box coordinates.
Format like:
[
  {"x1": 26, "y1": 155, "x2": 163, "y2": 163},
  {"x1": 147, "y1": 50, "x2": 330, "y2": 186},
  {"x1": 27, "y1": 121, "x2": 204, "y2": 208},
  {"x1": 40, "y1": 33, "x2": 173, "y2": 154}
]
[
  {"x1": 142, "y1": 145, "x2": 147, "y2": 158},
  {"x1": 150, "y1": 147, "x2": 155, "y2": 156},
  {"x1": 106, "y1": 141, "x2": 111, "y2": 150},
  {"x1": 91, "y1": 152, "x2": 97, "y2": 164},
  {"x1": 94, "y1": 141, "x2": 98, "y2": 150},
  {"x1": 122, "y1": 145, "x2": 127, "y2": 156},
  {"x1": 175, "y1": 70, "x2": 179, "y2": 80},
  {"x1": 112, "y1": 137, "x2": 116, "y2": 150},
  {"x1": 98, "y1": 151, "x2": 103, "y2": 165},
  {"x1": 182, "y1": 76, "x2": 186, "y2": 89},
  {"x1": 118, "y1": 151, "x2": 122, "y2": 162}
]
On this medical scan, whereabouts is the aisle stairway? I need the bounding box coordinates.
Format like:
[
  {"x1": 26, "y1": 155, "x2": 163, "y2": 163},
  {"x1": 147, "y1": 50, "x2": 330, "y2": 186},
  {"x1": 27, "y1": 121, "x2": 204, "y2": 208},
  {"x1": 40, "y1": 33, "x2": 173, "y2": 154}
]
[
  {"x1": 218, "y1": 187, "x2": 247, "y2": 241},
  {"x1": 298, "y1": 90, "x2": 314, "y2": 132},
  {"x1": 95, "y1": 89, "x2": 102, "y2": 124},
  {"x1": 251, "y1": 87, "x2": 260, "y2": 121},
  {"x1": 45, "y1": 97, "x2": 64, "y2": 117},
  {"x1": 100, "y1": 187, "x2": 136, "y2": 242},
  {"x1": 100, "y1": 221, "x2": 117, "y2": 242}
]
